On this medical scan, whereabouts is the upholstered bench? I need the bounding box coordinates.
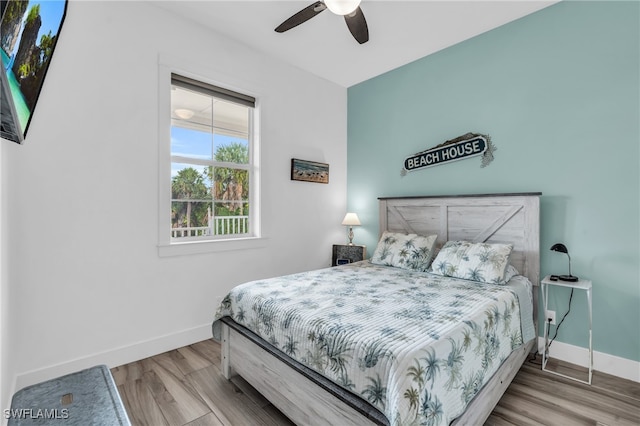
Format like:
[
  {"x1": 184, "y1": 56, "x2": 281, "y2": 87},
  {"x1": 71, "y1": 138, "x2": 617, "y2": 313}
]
[{"x1": 8, "y1": 365, "x2": 130, "y2": 425}]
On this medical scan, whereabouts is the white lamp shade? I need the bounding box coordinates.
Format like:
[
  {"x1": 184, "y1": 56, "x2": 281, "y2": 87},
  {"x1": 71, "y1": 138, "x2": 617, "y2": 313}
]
[
  {"x1": 325, "y1": 0, "x2": 361, "y2": 16},
  {"x1": 341, "y1": 212, "x2": 361, "y2": 226}
]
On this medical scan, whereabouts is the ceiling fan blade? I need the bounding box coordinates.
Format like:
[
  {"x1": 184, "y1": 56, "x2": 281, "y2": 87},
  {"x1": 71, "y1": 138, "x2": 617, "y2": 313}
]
[
  {"x1": 344, "y1": 6, "x2": 369, "y2": 44},
  {"x1": 275, "y1": 1, "x2": 327, "y2": 33}
]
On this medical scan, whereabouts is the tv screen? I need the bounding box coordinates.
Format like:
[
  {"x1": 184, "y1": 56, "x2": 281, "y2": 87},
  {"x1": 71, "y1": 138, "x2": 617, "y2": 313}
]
[{"x1": 1, "y1": 0, "x2": 68, "y2": 143}]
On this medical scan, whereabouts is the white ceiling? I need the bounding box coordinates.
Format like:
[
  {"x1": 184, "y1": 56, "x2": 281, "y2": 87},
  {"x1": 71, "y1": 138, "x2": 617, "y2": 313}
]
[{"x1": 150, "y1": 1, "x2": 557, "y2": 87}]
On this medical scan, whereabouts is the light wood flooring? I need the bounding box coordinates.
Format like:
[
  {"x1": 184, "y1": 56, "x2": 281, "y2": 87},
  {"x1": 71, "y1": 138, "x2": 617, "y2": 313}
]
[{"x1": 112, "y1": 339, "x2": 640, "y2": 426}]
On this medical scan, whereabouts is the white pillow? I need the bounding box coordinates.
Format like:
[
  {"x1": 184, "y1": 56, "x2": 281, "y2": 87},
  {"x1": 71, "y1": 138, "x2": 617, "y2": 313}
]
[
  {"x1": 370, "y1": 231, "x2": 437, "y2": 272},
  {"x1": 503, "y1": 264, "x2": 520, "y2": 283},
  {"x1": 430, "y1": 240, "x2": 513, "y2": 284}
]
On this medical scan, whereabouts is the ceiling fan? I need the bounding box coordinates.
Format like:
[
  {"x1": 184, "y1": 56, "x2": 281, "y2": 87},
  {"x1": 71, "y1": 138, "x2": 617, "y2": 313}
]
[{"x1": 275, "y1": 0, "x2": 369, "y2": 44}]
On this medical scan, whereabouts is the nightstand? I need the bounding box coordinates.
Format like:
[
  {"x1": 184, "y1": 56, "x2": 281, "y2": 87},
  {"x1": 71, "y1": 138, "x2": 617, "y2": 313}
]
[
  {"x1": 332, "y1": 244, "x2": 366, "y2": 266},
  {"x1": 540, "y1": 275, "x2": 593, "y2": 385}
]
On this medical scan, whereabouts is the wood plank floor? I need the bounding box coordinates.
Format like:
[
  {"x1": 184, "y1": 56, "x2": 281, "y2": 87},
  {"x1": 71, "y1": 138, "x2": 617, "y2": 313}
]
[{"x1": 112, "y1": 339, "x2": 640, "y2": 426}]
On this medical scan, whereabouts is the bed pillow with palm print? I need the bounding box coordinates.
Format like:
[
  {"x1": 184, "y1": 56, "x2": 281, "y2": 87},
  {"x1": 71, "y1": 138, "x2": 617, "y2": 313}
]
[
  {"x1": 430, "y1": 240, "x2": 514, "y2": 284},
  {"x1": 370, "y1": 231, "x2": 437, "y2": 272},
  {"x1": 503, "y1": 264, "x2": 520, "y2": 283}
]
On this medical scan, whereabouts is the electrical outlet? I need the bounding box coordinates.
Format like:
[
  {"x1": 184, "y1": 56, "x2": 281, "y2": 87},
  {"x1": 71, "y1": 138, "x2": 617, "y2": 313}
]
[{"x1": 546, "y1": 310, "x2": 556, "y2": 325}]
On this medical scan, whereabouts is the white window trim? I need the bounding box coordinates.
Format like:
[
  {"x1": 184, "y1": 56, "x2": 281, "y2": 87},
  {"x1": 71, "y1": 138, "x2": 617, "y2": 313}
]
[{"x1": 157, "y1": 57, "x2": 264, "y2": 257}]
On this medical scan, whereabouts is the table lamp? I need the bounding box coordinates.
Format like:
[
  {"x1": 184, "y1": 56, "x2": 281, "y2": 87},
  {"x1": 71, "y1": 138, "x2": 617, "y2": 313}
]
[
  {"x1": 550, "y1": 243, "x2": 579, "y2": 282},
  {"x1": 341, "y1": 213, "x2": 361, "y2": 245}
]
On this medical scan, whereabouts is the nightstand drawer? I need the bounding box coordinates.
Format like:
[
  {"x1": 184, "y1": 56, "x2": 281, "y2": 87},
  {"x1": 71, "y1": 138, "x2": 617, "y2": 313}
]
[{"x1": 332, "y1": 244, "x2": 366, "y2": 266}]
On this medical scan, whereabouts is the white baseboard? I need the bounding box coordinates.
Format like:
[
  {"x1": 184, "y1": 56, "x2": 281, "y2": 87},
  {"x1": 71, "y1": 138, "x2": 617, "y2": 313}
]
[
  {"x1": 14, "y1": 323, "x2": 212, "y2": 391},
  {"x1": 538, "y1": 337, "x2": 640, "y2": 383}
]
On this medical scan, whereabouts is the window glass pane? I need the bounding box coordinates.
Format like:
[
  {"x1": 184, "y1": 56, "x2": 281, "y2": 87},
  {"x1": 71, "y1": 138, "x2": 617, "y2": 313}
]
[
  {"x1": 171, "y1": 163, "x2": 211, "y2": 191},
  {"x1": 171, "y1": 163, "x2": 212, "y2": 237},
  {"x1": 210, "y1": 166, "x2": 249, "y2": 215},
  {"x1": 171, "y1": 85, "x2": 213, "y2": 132},
  {"x1": 213, "y1": 136, "x2": 249, "y2": 165},
  {"x1": 212, "y1": 201, "x2": 249, "y2": 235},
  {"x1": 171, "y1": 85, "x2": 249, "y2": 143},
  {"x1": 212, "y1": 99, "x2": 249, "y2": 140},
  {"x1": 171, "y1": 199, "x2": 213, "y2": 238},
  {"x1": 171, "y1": 126, "x2": 213, "y2": 160}
]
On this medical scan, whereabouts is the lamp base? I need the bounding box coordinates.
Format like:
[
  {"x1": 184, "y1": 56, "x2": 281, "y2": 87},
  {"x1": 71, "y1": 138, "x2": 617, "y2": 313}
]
[
  {"x1": 558, "y1": 274, "x2": 579, "y2": 282},
  {"x1": 347, "y1": 226, "x2": 354, "y2": 245}
]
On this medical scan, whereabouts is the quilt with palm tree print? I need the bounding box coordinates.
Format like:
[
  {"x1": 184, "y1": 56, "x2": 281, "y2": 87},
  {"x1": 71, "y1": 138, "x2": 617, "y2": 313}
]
[{"x1": 213, "y1": 261, "x2": 535, "y2": 426}]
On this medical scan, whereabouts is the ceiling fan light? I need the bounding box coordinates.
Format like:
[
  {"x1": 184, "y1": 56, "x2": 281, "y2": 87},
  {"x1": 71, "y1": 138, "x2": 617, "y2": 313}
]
[{"x1": 324, "y1": 0, "x2": 361, "y2": 16}]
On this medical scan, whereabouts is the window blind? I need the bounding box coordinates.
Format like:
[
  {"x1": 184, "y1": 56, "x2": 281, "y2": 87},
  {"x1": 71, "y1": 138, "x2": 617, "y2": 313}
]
[{"x1": 171, "y1": 73, "x2": 255, "y2": 108}]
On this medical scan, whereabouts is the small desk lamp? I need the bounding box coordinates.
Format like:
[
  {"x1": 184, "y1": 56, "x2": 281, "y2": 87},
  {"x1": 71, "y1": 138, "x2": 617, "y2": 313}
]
[
  {"x1": 342, "y1": 213, "x2": 361, "y2": 245},
  {"x1": 550, "y1": 243, "x2": 579, "y2": 282}
]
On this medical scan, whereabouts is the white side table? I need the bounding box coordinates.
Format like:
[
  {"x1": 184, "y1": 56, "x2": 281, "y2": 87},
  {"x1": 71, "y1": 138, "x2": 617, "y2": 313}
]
[{"x1": 541, "y1": 275, "x2": 593, "y2": 385}]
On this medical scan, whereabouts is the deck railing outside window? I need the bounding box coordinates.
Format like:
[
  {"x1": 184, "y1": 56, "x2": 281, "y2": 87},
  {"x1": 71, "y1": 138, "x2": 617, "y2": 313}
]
[{"x1": 171, "y1": 215, "x2": 249, "y2": 238}]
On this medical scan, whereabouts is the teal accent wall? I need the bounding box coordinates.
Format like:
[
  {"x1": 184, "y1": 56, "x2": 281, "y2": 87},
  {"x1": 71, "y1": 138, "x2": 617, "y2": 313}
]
[{"x1": 347, "y1": 1, "x2": 639, "y2": 362}]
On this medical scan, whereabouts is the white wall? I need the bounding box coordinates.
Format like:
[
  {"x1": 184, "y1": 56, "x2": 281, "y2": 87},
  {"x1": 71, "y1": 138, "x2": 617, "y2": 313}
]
[
  {"x1": 3, "y1": 1, "x2": 347, "y2": 392},
  {"x1": 1, "y1": 132, "x2": 14, "y2": 415}
]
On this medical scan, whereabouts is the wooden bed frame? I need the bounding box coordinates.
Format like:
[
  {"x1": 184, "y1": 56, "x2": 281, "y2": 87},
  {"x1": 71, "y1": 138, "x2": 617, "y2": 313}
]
[{"x1": 219, "y1": 193, "x2": 541, "y2": 425}]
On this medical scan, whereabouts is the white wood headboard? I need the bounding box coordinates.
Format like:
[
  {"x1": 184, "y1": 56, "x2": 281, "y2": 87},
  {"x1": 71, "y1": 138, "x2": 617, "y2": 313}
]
[{"x1": 378, "y1": 193, "x2": 541, "y2": 287}]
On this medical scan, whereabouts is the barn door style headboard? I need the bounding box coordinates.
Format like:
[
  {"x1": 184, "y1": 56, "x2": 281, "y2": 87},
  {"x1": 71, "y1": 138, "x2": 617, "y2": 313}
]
[{"x1": 378, "y1": 193, "x2": 541, "y2": 287}]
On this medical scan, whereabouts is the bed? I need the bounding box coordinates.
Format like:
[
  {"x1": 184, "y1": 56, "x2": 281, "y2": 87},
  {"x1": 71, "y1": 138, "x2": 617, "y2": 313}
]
[{"x1": 212, "y1": 193, "x2": 541, "y2": 425}]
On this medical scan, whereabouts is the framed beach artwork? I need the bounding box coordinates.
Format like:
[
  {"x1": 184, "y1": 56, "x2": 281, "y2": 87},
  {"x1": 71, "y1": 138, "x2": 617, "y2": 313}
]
[{"x1": 291, "y1": 158, "x2": 329, "y2": 184}]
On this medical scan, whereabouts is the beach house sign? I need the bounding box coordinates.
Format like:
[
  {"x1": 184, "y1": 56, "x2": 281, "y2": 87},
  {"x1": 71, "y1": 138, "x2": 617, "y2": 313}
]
[{"x1": 401, "y1": 132, "x2": 496, "y2": 175}]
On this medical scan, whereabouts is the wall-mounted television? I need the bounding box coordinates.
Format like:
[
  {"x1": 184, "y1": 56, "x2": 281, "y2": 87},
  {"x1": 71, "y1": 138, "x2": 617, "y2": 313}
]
[{"x1": 1, "y1": 0, "x2": 68, "y2": 143}]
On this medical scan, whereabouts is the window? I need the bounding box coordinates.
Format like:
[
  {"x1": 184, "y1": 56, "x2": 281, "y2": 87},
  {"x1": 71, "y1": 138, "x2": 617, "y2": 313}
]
[{"x1": 168, "y1": 74, "x2": 258, "y2": 244}]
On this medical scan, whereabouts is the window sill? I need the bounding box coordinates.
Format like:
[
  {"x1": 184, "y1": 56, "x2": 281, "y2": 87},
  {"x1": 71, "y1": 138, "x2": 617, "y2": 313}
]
[{"x1": 158, "y1": 236, "x2": 268, "y2": 257}]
